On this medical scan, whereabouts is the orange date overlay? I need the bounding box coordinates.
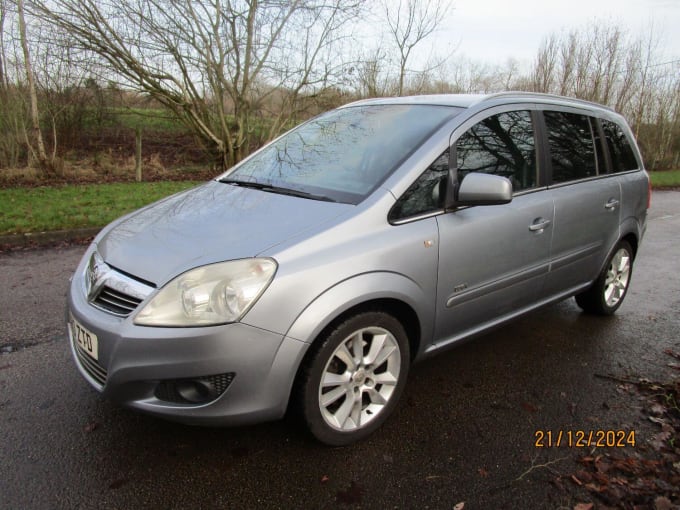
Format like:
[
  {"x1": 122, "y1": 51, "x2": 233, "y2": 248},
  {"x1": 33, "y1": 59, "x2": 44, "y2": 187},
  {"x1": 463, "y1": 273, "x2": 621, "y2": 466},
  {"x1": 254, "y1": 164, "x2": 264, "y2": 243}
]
[{"x1": 535, "y1": 430, "x2": 636, "y2": 448}]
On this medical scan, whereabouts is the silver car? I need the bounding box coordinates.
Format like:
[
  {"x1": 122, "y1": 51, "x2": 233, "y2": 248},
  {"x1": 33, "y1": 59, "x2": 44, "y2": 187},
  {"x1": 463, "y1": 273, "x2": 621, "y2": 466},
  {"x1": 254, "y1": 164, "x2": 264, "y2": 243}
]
[{"x1": 67, "y1": 93, "x2": 649, "y2": 445}]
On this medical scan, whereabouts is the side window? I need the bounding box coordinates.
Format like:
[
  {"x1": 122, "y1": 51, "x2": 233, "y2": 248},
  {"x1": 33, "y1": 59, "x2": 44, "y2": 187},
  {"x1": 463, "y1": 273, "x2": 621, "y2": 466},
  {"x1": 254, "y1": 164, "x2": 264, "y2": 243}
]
[
  {"x1": 389, "y1": 150, "x2": 449, "y2": 221},
  {"x1": 601, "y1": 119, "x2": 639, "y2": 172},
  {"x1": 544, "y1": 111, "x2": 597, "y2": 183},
  {"x1": 456, "y1": 110, "x2": 537, "y2": 191}
]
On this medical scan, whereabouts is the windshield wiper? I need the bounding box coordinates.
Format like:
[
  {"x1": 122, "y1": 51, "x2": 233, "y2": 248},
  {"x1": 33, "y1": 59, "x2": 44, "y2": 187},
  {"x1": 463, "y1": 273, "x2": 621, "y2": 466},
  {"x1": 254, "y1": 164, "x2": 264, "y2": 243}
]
[{"x1": 219, "y1": 178, "x2": 338, "y2": 203}]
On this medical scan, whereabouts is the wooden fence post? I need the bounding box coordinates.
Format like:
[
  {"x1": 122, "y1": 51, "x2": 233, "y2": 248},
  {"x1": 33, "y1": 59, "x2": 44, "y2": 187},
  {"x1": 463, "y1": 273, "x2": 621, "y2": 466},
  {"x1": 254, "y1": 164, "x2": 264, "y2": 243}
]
[{"x1": 135, "y1": 126, "x2": 142, "y2": 182}]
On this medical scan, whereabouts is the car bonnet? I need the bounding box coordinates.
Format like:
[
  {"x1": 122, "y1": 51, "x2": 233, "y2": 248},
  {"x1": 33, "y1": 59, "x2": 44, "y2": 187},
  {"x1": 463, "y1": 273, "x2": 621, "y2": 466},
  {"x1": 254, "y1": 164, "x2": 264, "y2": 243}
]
[{"x1": 96, "y1": 180, "x2": 351, "y2": 286}]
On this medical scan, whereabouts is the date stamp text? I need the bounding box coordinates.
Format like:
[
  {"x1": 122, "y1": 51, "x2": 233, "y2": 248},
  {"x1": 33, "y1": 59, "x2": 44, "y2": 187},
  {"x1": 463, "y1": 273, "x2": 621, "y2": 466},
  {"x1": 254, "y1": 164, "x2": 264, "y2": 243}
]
[{"x1": 535, "y1": 430, "x2": 636, "y2": 448}]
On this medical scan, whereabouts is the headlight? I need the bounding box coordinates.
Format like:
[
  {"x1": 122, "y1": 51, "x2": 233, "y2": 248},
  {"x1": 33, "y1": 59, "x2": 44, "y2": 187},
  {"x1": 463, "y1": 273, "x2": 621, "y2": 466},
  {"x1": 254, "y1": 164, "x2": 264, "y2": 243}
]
[{"x1": 134, "y1": 258, "x2": 277, "y2": 327}]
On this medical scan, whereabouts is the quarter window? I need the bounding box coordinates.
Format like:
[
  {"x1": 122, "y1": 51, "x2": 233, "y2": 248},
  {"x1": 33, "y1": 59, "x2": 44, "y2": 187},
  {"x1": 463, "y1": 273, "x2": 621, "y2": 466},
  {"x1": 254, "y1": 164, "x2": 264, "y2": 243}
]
[
  {"x1": 544, "y1": 111, "x2": 597, "y2": 183},
  {"x1": 456, "y1": 111, "x2": 537, "y2": 191},
  {"x1": 389, "y1": 150, "x2": 449, "y2": 221},
  {"x1": 601, "y1": 119, "x2": 639, "y2": 172}
]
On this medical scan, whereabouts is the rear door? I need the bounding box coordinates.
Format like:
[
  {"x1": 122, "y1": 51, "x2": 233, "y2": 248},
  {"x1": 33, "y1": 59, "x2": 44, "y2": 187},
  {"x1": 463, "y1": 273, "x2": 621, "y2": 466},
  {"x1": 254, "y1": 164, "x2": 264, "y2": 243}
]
[{"x1": 540, "y1": 110, "x2": 621, "y2": 297}]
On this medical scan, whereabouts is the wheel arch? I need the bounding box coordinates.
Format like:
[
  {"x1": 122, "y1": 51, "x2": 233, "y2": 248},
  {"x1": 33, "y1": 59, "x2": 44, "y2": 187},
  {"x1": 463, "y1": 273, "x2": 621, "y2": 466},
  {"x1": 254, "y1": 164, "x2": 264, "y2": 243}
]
[
  {"x1": 619, "y1": 215, "x2": 642, "y2": 260},
  {"x1": 281, "y1": 272, "x2": 432, "y2": 422},
  {"x1": 287, "y1": 296, "x2": 420, "y2": 442},
  {"x1": 304, "y1": 298, "x2": 421, "y2": 364},
  {"x1": 285, "y1": 272, "x2": 431, "y2": 362},
  {"x1": 592, "y1": 220, "x2": 640, "y2": 284},
  {"x1": 621, "y1": 231, "x2": 639, "y2": 259}
]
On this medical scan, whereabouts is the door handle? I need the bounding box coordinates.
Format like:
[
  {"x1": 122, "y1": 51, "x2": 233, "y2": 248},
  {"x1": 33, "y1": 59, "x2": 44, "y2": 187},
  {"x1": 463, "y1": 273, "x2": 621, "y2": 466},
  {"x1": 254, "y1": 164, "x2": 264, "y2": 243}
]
[
  {"x1": 529, "y1": 218, "x2": 552, "y2": 232},
  {"x1": 604, "y1": 198, "x2": 620, "y2": 210}
]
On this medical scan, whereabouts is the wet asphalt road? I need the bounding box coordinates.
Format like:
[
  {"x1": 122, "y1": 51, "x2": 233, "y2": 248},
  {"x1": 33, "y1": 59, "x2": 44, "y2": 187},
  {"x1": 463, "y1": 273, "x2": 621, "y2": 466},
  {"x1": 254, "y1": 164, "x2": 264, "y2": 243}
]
[{"x1": 0, "y1": 191, "x2": 678, "y2": 509}]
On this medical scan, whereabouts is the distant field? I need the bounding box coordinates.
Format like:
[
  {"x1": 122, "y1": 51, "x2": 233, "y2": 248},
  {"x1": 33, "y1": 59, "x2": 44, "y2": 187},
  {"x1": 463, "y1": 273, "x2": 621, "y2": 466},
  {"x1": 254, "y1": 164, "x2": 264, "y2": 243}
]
[
  {"x1": 98, "y1": 107, "x2": 284, "y2": 143},
  {"x1": 649, "y1": 169, "x2": 680, "y2": 188},
  {"x1": 0, "y1": 181, "x2": 200, "y2": 235},
  {"x1": 101, "y1": 107, "x2": 187, "y2": 132}
]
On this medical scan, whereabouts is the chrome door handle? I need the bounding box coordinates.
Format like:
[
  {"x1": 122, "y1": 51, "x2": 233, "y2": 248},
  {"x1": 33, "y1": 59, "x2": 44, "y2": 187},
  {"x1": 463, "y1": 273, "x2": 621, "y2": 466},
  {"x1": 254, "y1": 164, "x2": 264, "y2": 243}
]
[
  {"x1": 529, "y1": 218, "x2": 552, "y2": 232},
  {"x1": 605, "y1": 198, "x2": 620, "y2": 210}
]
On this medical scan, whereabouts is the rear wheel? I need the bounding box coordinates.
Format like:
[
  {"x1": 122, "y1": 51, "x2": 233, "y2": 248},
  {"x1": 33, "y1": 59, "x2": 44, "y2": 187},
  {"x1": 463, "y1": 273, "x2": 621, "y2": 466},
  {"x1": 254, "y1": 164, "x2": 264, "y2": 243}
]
[
  {"x1": 576, "y1": 240, "x2": 633, "y2": 315},
  {"x1": 296, "y1": 311, "x2": 410, "y2": 446}
]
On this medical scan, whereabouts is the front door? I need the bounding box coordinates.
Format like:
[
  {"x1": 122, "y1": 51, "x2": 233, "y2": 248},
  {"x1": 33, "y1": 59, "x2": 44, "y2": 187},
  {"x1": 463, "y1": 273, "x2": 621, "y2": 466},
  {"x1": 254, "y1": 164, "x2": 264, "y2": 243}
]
[
  {"x1": 434, "y1": 191, "x2": 554, "y2": 345},
  {"x1": 432, "y1": 109, "x2": 554, "y2": 347}
]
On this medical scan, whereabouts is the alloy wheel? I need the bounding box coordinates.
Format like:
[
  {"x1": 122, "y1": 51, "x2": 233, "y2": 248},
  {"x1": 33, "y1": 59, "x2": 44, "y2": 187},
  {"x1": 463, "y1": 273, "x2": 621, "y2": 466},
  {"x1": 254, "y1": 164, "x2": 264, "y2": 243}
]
[
  {"x1": 318, "y1": 327, "x2": 401, "y2": 431},
  {"x1": 603, "y1": 248, "x2": 631, "y2": 307}
]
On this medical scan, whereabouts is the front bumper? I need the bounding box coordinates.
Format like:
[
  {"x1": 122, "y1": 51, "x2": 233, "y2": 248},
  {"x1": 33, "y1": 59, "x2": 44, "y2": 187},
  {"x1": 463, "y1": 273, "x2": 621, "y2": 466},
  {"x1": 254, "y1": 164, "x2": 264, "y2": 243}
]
[{"x1": 66, "y1": 271, "x2": 308, "y2": 427}]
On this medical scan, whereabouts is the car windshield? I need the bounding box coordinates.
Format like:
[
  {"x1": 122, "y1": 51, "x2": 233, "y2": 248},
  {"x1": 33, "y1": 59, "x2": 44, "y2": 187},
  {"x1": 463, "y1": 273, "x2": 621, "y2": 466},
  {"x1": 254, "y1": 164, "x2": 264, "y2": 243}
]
[{"x1": 221, "y1": 104, "x2": 461, "y2": 204}]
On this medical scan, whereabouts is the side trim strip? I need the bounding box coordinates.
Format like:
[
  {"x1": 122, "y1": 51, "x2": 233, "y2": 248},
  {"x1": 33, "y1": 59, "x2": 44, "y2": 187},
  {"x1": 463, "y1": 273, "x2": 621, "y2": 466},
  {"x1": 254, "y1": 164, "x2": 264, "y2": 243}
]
[
  {"x1": 446, "y1": 263, "x2": 549, "y2": 308},
  {"x1": 550, "y1": 241, "x2": 602, "y2": 272},
  {"x1": 429, "y1": 281, "x2": 593, "y2": 356}
]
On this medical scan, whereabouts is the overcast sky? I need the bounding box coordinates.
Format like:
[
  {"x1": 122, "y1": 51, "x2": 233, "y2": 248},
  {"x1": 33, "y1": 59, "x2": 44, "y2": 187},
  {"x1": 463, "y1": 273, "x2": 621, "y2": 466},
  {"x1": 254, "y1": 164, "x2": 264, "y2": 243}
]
[{"x1": 430, "y1": 0, "x2": 680, "y2": 67}]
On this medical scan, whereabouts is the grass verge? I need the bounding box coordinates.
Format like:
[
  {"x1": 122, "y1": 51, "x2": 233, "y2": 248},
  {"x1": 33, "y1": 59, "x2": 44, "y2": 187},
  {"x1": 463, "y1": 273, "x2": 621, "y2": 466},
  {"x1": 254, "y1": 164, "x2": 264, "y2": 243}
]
[
  {"x1": 0, "y1": 181, "x2": 201, "y2": 235},
  {"x1": 649, "y1": 169, "x2": 680, "y2": 188},
  {"x1": 1, "y1": 170, "x2": 677, "y2": 237}
]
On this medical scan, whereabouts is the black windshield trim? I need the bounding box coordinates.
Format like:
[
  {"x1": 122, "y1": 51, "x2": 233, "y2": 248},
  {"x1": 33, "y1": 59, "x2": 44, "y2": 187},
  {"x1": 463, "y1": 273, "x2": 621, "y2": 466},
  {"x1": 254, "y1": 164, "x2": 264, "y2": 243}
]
[{"x1": 220, "y1": 178, "x2": 340, "y2": 203}]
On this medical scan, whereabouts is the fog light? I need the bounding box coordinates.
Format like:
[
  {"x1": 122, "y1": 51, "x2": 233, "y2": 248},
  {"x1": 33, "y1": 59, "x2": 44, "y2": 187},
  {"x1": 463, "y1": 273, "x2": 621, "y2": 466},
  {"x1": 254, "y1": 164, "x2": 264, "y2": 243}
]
[
  {"x1": 176, "y1": 380, "x2": 215, "y2": 403},
  {"x1": 154, "y1": 373, "x2": 236, "y2": 404}
]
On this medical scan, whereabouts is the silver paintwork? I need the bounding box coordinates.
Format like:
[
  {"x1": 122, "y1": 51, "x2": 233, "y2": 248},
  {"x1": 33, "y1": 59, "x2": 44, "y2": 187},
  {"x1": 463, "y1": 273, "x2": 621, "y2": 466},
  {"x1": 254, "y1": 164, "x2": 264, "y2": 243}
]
[{"x1": 66, "y1": 92, "x2": 649, "y2": 429}]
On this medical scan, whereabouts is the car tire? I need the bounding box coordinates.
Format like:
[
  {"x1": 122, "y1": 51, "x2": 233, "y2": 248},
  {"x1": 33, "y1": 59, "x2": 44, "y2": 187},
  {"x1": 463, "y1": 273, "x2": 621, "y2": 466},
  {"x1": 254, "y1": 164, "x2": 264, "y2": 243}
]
[
  {"x1": 296, "y1": 311, "x2": 410, "y2": 446},
  {"x1": 575, "y1": 240, "x2": 634, "y2": 315}
]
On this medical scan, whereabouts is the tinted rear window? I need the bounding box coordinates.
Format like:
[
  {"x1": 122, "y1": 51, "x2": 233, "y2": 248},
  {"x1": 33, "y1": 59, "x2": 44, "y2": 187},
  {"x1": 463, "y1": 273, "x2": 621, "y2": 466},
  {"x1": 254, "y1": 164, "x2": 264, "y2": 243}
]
[
  {"x1": 544, "y1": 111, "x2": 597, "y2": 183},
  {"x1": 601, "y1": 119, "x2": 639, "y2": 172}
]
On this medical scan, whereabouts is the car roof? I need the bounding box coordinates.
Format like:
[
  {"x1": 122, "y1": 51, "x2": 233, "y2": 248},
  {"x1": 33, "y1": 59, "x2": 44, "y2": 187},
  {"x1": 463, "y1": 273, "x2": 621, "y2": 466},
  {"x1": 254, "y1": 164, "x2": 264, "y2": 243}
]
[{"x1": 342, "y1": 92, "x2": 615, "y2": 113}]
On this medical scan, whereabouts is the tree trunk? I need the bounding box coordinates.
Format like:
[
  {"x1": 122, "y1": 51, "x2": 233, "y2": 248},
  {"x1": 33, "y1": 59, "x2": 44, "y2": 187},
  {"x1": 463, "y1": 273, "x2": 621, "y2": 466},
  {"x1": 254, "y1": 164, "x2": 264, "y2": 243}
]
[
  {"x1": 0, "y1": 1, "x2": 6, "y2": 90},
  {"x1": 17, "y1": 0, "x2": 51, "y2": 172}
]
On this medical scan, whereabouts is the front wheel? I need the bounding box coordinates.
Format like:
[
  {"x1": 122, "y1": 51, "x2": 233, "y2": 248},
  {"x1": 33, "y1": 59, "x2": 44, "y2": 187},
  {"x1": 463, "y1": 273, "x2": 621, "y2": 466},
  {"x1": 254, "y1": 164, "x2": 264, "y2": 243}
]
[
  {"x1": 576, "y1": 240, "x2": 634, "y2": 315},
  {"x1": 296, "y1": 311, "x2": 410, "y2": 446}
]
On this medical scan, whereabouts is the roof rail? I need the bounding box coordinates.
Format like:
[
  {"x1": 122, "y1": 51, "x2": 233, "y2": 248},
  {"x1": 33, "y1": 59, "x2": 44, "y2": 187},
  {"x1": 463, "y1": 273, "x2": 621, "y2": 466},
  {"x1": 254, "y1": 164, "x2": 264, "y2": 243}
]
[{"x1": 478, "y1": 91, "x2": 616, "y2": 112}]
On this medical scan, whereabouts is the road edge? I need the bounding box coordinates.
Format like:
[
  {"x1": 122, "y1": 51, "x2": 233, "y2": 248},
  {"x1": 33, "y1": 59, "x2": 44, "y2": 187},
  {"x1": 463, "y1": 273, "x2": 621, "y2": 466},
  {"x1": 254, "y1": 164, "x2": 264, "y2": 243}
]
[{"x1": 0, "y1": 227, "x2": 100, "y2": 251}]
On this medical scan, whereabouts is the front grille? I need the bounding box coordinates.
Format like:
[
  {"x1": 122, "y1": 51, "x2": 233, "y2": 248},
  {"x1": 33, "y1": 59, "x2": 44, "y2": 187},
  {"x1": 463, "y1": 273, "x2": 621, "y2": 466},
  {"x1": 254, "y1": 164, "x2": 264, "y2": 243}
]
[
  {"x1": 84, "y1": 254, "x2": 153, "y2": 318},
  {"x1": 73, "y1": 342, "x2": 107, "y2": 387},
  {"x1": 93, "y1": 286, "x2": 142, "y2": 316}
]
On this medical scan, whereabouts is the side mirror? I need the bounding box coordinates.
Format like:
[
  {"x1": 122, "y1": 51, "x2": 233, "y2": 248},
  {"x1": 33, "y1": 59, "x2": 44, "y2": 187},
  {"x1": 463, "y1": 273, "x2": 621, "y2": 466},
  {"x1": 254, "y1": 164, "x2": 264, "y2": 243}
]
[{"x1": 455, "y1": 173, "x2": 513, "y2": 206}]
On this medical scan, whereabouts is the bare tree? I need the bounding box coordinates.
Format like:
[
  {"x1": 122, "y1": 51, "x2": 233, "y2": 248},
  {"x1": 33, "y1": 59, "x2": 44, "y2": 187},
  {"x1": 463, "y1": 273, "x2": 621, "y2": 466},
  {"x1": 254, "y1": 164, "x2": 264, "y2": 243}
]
[
  {"x1": 0, "y1": 0, "x2": 22, "y2": 168},
  {"x1": 0, "y1": 0, "x2": 7, "y2": 89},
  {"x1": 18, "y1": 0, "x2": 50, "y2": 170},
  {"x1": 532, "y1": 34, "x2": 558, "y2": 93},
  {"x1": 532, "y1": 24, "x2": 633, "y2": 105},
  {"x1": 30, "y1": 0, "x2": 362, "y2": 167},
  {"x1": 380, "y1": 0, "x2": 452, "y2": 96},
  {"x1": 528, "y1": 22, "x2": 679, "y2": 169},
  {"x1": 33, "y1": 29, "x2": 97, "y2": 160},
  {"x1": 352, "y1": 47, "x2": 391, "y2": 97}
]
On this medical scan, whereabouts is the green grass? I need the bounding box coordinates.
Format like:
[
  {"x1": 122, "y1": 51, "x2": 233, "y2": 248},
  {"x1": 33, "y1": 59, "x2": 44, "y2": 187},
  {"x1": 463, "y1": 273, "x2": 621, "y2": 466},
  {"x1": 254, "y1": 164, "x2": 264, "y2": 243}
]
[
  {"x1": 0, "y1": 181, "x2": 201, "y2": 235},
  {"x1": 649, "y1": 169, "x2": 680, "y2": 188},
  {"x1": 104, "y1": 107, "x2": 285, "y2": 139},
  {"x1": 107, "y1": 107, "x2": 186, "y2": 132},
  {"x1": 78, "y1": 107, "x2": 188, "y2": 133},
  {"x1": 3, "y1": 169, "x2": 675, "y2": 236}
]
